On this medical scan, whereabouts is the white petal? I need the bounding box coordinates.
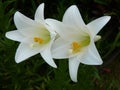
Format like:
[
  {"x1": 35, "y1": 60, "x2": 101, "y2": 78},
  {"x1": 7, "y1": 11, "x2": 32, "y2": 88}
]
[
  {"x1": 15, "y1": 43, "x2": 40, "y2": 63},
  {"x1": 17, "y1": 26, "x2": 49, "y2": 39},
  {"x1": 14, "y1": 11, "x2": 37, "y2": 29},
  {"x1": 46, "y1": 19, "x2": 83, "y2": 42},
  {"x1": 80, "y1": 41, "x2": 103, "y2": 65},
  {"x1": 35, "y1": 3, "x2": 44, "y2": 22},
  {"x1": 63, "y1": 5, "x2": 85, "y2": 28},
  {"x1": 69, "y1": 57, "x2": 80, "y2": 82},
  {"x1": 87, "y1": 16, "x2": 111, "y2": 36},
  {"x1": 40, "y1": 36, "x2": 57, "y2": 68},
  {"x1": 45, "y1": 19, "x2": 58, "y2": 34},
  {"x1": 5, "y1": 30, "x2": 24, "y2": 42},
  {"x1": 52, "y1": 38, "x2": 70, "y2": 59}
]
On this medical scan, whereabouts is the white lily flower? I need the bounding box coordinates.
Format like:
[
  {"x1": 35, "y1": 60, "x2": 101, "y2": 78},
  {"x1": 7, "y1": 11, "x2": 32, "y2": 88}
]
[
  {"x1": 5, "y1": 3, "x2": 57, "y2": 68},
  {"x1": 46, "y1": 5, "x2": 111, "y2": 82}
]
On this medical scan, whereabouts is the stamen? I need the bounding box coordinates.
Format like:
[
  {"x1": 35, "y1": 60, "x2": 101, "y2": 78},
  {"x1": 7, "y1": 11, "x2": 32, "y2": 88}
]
[
  {"x1": 34, "y1": 37, "x2": 44, "y2": 44},
  {"x1": 71, "y1": 42, "x2": 81, "y2": 53}
]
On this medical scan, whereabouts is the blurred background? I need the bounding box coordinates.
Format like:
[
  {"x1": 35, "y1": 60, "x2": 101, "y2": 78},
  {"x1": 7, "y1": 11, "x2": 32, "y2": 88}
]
[{"x1": 0, "y1": 0, "x2": 120, "y2": 90}]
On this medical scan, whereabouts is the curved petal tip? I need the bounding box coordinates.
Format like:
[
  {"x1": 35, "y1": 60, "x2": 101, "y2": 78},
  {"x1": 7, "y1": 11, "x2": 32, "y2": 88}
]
[
  {"x1": 104, "y1": 16, "x2": 111, "y2": 22},
  {"x1": 68, "y1": 5, "x2": 78, "y2": 10},
  {"x1": 35, "y1": 3, "x2": 45, "y2": 21}
]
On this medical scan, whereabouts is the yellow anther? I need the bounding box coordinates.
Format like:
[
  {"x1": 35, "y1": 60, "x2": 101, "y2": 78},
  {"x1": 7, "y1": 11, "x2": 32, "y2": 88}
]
[
  {"x1": 34, "y1": 37, "x2": 44, "y2": 44},
  {"x1": 72, "y1": 42, "x2": 81, "y2": 53},
  {"x1": 34, "y1": 37, "x2": 39, "y2": 42},
  {"x1": 38, "y1": 38, "x2": 44, "y2": 44}
]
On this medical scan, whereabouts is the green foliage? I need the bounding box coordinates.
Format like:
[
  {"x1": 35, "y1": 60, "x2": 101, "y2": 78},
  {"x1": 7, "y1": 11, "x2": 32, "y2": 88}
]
[
  {"x1": 0, "y1": 0, "x2": 120, "y2": 90},
  {"x1": 94, "y1": 0, "x2": 112, "y2": 5}
]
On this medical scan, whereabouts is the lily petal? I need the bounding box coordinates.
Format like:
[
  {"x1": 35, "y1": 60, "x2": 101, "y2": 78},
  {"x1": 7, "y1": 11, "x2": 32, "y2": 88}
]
[
  {"x1": 87, "y1": 16, "x2": 111, "y2": 36},
  {"x1": 69, "y1": 57, "x2": 80, "y2": 82},
  {"x1": 52, "y1": 38, "x2": 70, "y2": 59},
  {"x1": 63, "y1": 5, "x2": 85, "y2": 28},
  {"x1": 46, "y1": 19, "x2": 84, "y2": 42},
  {"x1": 41, "y1": 36, "x2": 57, "y2": 68},
  {"x1": 14, "y1": 11, "x2": 37, "y2": 29},
  {"x1": 80, "y1": 41, "x2": 103, "y2": 65},
  {"x1": 15, "y1": 43, "x2": 40, "y2": 63},
  {"x1": 5, "y1": 30, "x2": 24, "y2": 42},
  {"x1": 35, "y1": 3, "x2": 44, "y2": 22},
  {"x1": 17, "y1": 26, "x2": 49, "y2": 39}
]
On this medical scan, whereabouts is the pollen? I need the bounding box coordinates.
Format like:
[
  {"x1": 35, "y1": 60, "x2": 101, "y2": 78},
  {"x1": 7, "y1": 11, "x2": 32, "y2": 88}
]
[
  {"x1": 71, "y1": 42, "x2": 81, "y2": 53},
  {"x1": 34, "y1": 37, "x2": 44, "y2": 44}
]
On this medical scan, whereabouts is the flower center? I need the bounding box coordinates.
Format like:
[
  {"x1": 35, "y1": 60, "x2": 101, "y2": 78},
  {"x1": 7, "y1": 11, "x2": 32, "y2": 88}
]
[
  {"x1": 70, "y1": 35, "x2": 90, "y2": 54},
  {"x1": 71, "y1": 42, "x2": 81, "y2": 53},
  {"x1": 34, "y1": 37, "x2": 44, "y2": 44},
  {"x1": 29, "y1": 27, "x2": 51, "y2": 48}
]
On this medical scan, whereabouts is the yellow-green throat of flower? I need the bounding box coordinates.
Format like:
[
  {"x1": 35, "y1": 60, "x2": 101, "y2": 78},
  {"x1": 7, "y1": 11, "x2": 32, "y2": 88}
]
[
  {"x1": 30, "y1": 28, "x2": 51, "y2": 48},
  {"x1": 70, "y1": 35, "x2": 90, "y2": 54}
]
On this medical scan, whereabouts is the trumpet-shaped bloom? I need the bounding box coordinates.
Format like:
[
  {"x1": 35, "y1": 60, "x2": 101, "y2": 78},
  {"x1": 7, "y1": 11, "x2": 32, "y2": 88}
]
[
  {"x1": 5, "y1": 3, "x2": 57, "y2": 68},
  {"x1": 46, "y1": 5, "x2": 111, "y2": 82}
]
